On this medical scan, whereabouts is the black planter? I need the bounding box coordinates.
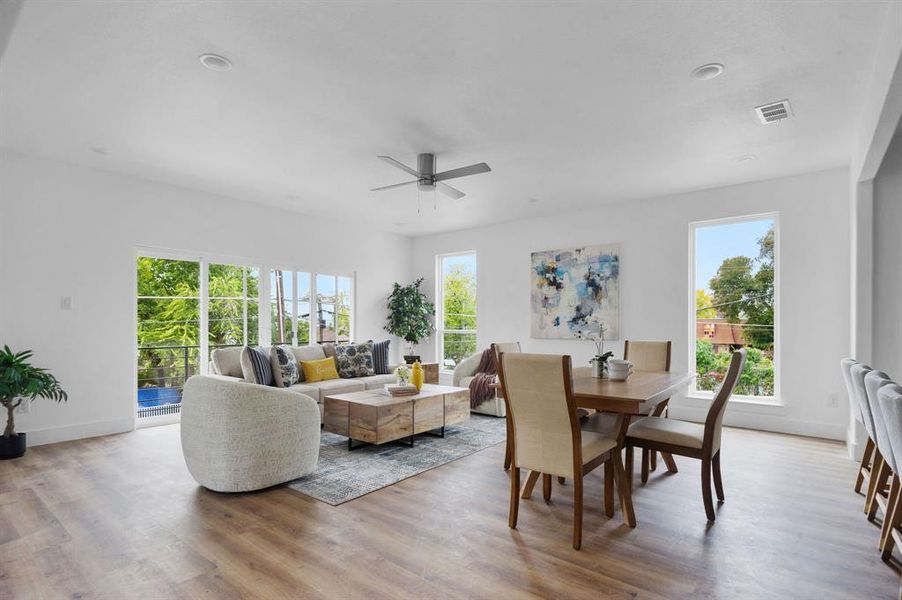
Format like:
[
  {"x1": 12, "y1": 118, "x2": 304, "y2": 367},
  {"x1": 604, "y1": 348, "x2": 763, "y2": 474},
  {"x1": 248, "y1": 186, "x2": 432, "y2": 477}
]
[
  {"x1": 0, "y1": 433, "x2": 26, "y2": 459},
  {"x1": 403, "y1": 355, "x2": 421, "y2": 365}
]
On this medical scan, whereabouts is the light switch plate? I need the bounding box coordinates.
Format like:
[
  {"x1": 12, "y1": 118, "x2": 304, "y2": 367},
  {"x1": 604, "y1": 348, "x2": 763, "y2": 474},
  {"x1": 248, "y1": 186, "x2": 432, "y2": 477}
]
[{"x1": 60, "y1": 296, "x2": 72, "y2": 310}]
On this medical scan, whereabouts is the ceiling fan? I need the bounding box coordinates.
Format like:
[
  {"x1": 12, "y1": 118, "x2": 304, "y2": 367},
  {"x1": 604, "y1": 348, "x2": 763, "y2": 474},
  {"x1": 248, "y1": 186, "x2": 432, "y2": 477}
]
[{"x1": 371, "y1": 153, "x2": 491, "y2": 200}]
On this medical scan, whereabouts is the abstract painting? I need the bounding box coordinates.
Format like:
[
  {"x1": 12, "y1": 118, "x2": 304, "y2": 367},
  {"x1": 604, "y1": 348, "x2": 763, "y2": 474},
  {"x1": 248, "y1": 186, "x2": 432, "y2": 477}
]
[{"x1": 530, "y1": 243, "x2": 620, "y2": 339}]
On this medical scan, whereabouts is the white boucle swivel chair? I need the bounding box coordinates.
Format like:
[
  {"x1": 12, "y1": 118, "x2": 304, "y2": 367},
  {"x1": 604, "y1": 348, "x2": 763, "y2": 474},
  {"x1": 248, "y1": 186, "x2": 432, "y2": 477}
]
[{"x1": 180, "y1": 375, "x2": 321, "y2": 492}]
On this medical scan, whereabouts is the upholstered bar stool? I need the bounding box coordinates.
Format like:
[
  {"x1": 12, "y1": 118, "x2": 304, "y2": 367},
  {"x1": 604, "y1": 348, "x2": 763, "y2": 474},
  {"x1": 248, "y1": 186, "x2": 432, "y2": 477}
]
[
  {"x1": 842, "y1": 358, "x2": 875, "y2": 494},
  {"x1": 851, "y1": 364, "x2": 889, "y2": 517},
  {"x1": 877, "y1": 384, "x2": 902, "y2": 559},
  {"x1": 864, "y1": 369, "x2": 894, "y2": 524}
]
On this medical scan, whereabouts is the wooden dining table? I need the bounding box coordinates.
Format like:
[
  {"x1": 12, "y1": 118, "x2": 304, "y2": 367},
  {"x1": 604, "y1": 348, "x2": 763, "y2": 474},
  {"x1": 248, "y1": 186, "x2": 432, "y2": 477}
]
[{"x1": 500, "y1": 370, "x2": 694, "y2": 527}]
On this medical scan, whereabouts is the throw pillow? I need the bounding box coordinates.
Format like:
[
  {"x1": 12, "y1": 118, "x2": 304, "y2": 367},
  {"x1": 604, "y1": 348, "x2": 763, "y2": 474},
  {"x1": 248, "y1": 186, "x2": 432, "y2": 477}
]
[
  {"x1": 335, "y1": 342, "x2": 375, "y2": 378},
  {"x1": 270, "y1": 345, "x2": 300, "y2": 388},
  {"x1": 301, "y1": 357, "x2": 340, "y2": 382},
  {"x1": 370, "y1": 339, "x2": 391, "y2": 374},
  {"x1": 240, "y1": 346, "x2": 274, "y2": 386},
  {"x1": 289, "y1": 345, "x2": 327, "y2": 382}
]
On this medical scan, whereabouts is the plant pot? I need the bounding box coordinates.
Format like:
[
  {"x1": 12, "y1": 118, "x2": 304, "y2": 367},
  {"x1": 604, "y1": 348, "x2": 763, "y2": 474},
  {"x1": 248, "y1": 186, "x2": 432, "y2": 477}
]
[
  {"x1": 0, "y1": 433, "x2": 26, "y2": 459},
  {"x1": 403, "y1": 355, "x2": 420, "y2": 365}
]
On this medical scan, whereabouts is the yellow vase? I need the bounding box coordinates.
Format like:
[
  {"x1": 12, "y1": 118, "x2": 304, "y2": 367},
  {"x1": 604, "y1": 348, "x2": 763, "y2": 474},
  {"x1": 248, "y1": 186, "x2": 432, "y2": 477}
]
[{"x1": 410, "y1": 361, "x2": 425, "y2": 391}]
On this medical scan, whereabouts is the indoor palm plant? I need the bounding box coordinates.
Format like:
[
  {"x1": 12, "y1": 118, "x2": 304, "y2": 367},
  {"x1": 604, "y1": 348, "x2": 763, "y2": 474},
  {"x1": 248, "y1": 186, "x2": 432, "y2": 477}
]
[
  {"x1": 0, "y1": 346, "x2": 67, "y2": 459},
  {"x1": 385, "y1": 278, "x2": 435, "y2": 363}
]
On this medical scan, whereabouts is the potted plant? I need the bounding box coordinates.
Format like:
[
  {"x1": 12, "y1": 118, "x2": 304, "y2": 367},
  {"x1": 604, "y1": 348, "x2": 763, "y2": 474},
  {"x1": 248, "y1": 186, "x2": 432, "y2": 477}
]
[
  {"x1": 385, "y1": 278, "x2": 435, "y2": 364},
  {"x1": 576, "y1": 319, "x2": 613, "y2": 378},
  {"x1": 0, "y1": 346, "x2": 67, "y2": 459}
]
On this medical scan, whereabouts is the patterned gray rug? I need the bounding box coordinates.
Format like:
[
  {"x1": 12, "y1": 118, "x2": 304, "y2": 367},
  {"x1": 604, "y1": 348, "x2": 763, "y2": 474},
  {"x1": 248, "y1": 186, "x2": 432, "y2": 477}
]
[{"x1": 285, "y1": 415, "x2": 507, "y2": 505}]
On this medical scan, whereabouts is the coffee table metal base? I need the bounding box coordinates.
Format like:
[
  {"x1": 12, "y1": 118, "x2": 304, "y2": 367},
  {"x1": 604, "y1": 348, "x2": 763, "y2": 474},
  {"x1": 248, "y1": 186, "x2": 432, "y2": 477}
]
[{"x1": 346, "y1": 426, "x2": 445, "y2": 451}]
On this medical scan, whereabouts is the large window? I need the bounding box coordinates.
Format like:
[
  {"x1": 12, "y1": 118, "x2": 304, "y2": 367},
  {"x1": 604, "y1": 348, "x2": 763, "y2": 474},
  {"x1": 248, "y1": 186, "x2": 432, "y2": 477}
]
[
  {"x1": 691, "y1": 215, "x2": 777, "y2": 399},
  {"x1": 437, "y1": 252, "x2": 477, "y2": 370},
  {"x1": 270, "y1": 270, "x2": 352, "y2": 345},
  {"x1": 208, "y1": 263, "x2": 260, "y2": 357}
]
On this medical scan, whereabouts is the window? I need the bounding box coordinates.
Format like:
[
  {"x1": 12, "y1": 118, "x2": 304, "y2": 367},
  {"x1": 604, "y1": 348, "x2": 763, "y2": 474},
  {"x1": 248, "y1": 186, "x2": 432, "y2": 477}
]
[
  {"x1": 437, "y1": 252, "x2": 477, "y2": 370},
  {"x1": 691, "y1": 215, "x2": 777, "y2": 399},
  {"x1": 208, "y1": 263, "x2": 260, "y2": 358},
  {"x1": 271, "y1": 270, "x2": 311, "y2": 345},
  {"x1": 136, "y1": 256, "x2": 201, "y2": 418},
  {"x1": 270, "y1": 270, "x2": 351, "y2": 345}
]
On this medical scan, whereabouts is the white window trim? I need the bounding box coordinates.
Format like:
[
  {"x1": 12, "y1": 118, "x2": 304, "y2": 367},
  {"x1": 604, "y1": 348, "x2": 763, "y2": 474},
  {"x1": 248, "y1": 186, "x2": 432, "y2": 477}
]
[
  {"x1": 266, "y1": 269, "x2": 356, "y2": 346},
  {"x1": 436, "y1": 250, "x2": 478, "y2": 374},
  {"x1": 688, "y1": 212, "x2": 782, "y2": 406}
]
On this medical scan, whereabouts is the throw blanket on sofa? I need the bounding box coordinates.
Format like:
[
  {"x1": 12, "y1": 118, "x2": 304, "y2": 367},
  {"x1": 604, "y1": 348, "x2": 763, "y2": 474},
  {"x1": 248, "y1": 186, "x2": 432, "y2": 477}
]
[{"x1": 469, "y1": 348, "x2": 498, "y2": 409}]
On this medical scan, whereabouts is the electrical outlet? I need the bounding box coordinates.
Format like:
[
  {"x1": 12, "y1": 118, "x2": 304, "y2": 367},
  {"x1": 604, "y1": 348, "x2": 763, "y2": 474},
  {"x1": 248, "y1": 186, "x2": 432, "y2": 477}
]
[
  {"x1": 60, "y1": 296, "x2": 72, "y2": 310},
  {"x1": 15, "y1": 401, "x2": 30, "y2": 414},
  {"x1": 828, "y1": 394, "x2": 839, "y2": 408}
]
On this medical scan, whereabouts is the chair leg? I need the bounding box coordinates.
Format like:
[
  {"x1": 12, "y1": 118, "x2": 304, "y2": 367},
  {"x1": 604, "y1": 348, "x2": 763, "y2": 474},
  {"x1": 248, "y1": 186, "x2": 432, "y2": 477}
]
[
  {"x1": 701, "y1": 457, "x2": 715, "y2": 521},
  {"x1": 866, "y1": 451, "x2": 885, "y2": 514},
  {"x1": 603, "y1": 460, "x2": 614, "y2": 518},
  {"x1": 868, "y1": 456, "x2": 891, "y2": 521},
  {"x1": 625, "y1": 445, "x2": 634, "y2": 491},
  {"x1": 543, "y1": 473, "x2": 552, "y2": 501},
  {"x1": 856, "y1": 437, "x2": 875, "y2": 494},
  {"x1": 650, "y1": 450, "x2": 658, "y2": 472},
  {"x1": 509, "y1": 467, "x2": 520, "y2": 529},
  {"x1": 882, "y1": 479, "x2": 902, "y2": 560},
  {"x1": 558, "y1": 476, "x2": 566, "y2": 484},
  {"x1": 880, "y1": 475, "x2": 900, "y2": 551},
  {"x1": 641, "y1": 449, "x2": 650, "y2": 484},
  {"x1": 573, "y1": 473, "x2": 583, "y2": 550},
  {"x1": 613, "y1": 449, "x2": 636, "y2": 527},
  {"x1": 504, "y1": 435, "x2": 512, "y2": 471},
  {"x1": 521, "y1": 470, "x2": 540, "y2": 499},
  {"x1": 712, "y1": 452, "x2": 725, "y2": 502}
]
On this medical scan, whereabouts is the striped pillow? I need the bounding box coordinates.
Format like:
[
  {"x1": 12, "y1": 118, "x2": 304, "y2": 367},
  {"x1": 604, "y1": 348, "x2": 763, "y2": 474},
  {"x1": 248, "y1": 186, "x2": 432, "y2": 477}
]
[
  {"x1": 240, "y1": 346, "x2": 274, "y2": 386},
  {"x1": 371, "y1": 339, "x2": 391, "y2": 374}
]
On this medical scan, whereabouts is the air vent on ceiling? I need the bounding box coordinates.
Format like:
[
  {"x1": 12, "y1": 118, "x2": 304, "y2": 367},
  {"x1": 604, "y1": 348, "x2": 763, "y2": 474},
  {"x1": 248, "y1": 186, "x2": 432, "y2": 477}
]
[{"x1": 755, "y1": 100, "x2": 793, "y2": 124}]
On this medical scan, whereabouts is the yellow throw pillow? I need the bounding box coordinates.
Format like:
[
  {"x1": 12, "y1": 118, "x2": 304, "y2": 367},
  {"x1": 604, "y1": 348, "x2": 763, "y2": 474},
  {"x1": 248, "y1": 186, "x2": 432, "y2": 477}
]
[{"x1": 301, "y1": 357, "x2": 339, "y2": 383}]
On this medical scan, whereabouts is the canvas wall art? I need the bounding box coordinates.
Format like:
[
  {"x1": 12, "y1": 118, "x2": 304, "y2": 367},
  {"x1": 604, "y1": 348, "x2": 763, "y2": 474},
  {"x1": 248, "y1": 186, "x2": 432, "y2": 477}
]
[{"x1": 530, "y1": 243, "x2": 620, "y2": 339}]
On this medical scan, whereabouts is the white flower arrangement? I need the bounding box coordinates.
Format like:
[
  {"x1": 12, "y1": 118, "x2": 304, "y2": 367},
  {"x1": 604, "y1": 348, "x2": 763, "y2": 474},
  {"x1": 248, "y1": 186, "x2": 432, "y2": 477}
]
[
  {"x1": 575, "y1": 317, "x2": 613, "y2": 366},
  {"x1": 394, "y1": 364, "x2": 411, "y2": 383}
]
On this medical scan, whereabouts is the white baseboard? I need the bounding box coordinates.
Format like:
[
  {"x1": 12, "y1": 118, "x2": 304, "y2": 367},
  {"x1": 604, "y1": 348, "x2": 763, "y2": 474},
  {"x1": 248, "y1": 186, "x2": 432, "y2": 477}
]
[
  {"x1": 23, "y1": 417, "x2": 135, "y2": 446},
  {"x1": 668, "y1": 405, "x2": 846, "y2": 441}
]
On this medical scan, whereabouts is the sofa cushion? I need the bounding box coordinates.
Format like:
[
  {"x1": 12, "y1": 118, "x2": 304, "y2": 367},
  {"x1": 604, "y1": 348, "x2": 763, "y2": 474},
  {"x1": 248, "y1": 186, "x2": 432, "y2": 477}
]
[
  {"x1": 211, "y1": 347, "x2": 244, "y2": 378},
  {"x1": 301, "y1": 357, "x2": 340, "y2": 383},
  {"x1": 371, "y1": 340, "x2": 391, "y2": 374},
  {"x1": 358, "y1": 374, "x2": 397, "y2": 390},
  {"x1": 287, "y1": 383, "x2": 323, "y2": 402},
  {"x1": 308, "y1": 378, "x2": 366, "y2": 400},
  {"x1": 270, "y1": 345, "x2": 300, "y2": 388},
  {"x1": 290, "y1": 345, "x2": 327, "y2": 382},
  {"x1": 241, "y1": 346, "x2": 274, "y2": 386},
  {"x1": 460, "y1": 375, "x2": 475, "y2": 388},
  {"x1": 334, "y1": 342, "x2": 375, "y2": 378}
]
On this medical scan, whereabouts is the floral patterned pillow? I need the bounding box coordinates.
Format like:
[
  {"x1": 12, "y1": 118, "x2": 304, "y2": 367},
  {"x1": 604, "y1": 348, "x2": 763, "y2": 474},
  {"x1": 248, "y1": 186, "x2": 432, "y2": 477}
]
[
  {"x1": 334, "y1": 342, "x2": 375, "y2": 378},
  {"x1": 270, "y1": 345, "x2": 300, "y2": 387}
]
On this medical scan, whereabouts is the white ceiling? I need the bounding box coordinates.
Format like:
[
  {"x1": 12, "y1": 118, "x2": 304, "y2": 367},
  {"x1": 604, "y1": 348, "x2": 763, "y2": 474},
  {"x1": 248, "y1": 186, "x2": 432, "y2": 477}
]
[{"x1": 0, "y1": 1, "x2": 892, "y2": 236}]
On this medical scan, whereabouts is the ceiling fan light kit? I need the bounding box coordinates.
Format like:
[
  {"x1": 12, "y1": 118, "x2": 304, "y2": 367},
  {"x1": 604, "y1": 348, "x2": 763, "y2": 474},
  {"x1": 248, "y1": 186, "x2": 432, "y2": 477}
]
[{"x1": 371, "y1": 153, "x2": 491, "y2": 208}]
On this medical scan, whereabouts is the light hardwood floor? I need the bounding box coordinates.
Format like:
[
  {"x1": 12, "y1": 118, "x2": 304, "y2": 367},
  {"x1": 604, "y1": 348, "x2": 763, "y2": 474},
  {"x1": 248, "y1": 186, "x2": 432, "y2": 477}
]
[{"x1": 0, "y1": 424, "x2": 898, "y2": 598}]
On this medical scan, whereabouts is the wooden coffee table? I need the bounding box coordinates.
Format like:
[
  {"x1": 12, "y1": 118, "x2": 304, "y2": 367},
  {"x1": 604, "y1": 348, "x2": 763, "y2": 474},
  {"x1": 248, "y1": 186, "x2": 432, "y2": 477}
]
[{"x1": 323, "y1": 384, "x2": 470, "y2": 450}]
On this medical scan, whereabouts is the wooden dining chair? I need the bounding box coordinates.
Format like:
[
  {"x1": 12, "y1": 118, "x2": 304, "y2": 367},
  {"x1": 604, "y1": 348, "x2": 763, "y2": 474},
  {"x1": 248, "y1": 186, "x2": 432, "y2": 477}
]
[
  {"x1": 498, "y1": 352, "x2": 625, "y2": 549},
  {"x1": 863, "y1": 369, "x2": 894, "y2": 524},
  {"x1": 582, "y1": 340, "x2": 674, "y2": 480},
  {"x1": 877, "y1": 384, "x2": 902, "y2": 559},
  {"x1": 624, "y1": 348, "x2": 746, "y2": 521},
  {"x1": 492, "y1": 342, "x2": 521, "y2": 472},
  {"x1": 842, "y1": 358, "x2": 875, "y2": 494},
  {"x1": 850, "y1": 364, "x2": 891, "y2": 518}
]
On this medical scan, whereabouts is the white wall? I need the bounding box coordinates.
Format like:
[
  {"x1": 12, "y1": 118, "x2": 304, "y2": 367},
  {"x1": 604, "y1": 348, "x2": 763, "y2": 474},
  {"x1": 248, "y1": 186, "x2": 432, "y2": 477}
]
[
  {"x1": 0, "y1": 152, "x2": 412, "y2": 445},
  {"x1": 413, "y1": 168, "x2": 851, "y2": 440},
  {"x1": 874, "y1": 132, "x2": 902, "y2": 378}
]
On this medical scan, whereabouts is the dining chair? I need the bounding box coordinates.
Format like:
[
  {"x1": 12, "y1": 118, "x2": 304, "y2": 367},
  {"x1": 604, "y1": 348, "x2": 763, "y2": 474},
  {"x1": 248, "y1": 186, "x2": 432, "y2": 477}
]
[
  {"x1": 497, "y1": 352, "x2": 623, "y2": 549},
  {"x1": 863, "y1": 369, "x2": 894, "y2": 524},
  {"x1": 624, "y1": 348, "x2": 746, "y2": 521},
  {"x1": 850, "y1": 364, "x2": 889, "y2": 517},
  {"x1": 582, "y1": 340, "x2": 675, "y2": 480},
  {"x1": 842, "y1": 358, "x2": 875, "y2": 494},
  {"x1": 877, "y1": 384, "x2": 902, "y2": 560},
  {"x1": 492, "y1": 342, "x2": 521, "y2": 472}
]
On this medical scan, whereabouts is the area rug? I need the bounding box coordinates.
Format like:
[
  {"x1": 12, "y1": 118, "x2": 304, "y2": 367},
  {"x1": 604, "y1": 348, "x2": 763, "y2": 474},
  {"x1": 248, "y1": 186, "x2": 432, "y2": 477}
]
[{"x1": 285, "y1": 414, "x2": 507, "y2": 505}]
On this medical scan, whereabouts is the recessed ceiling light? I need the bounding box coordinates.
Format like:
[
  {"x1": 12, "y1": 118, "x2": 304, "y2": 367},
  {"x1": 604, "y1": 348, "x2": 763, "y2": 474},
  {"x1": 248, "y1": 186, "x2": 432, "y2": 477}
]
[
  {"x1": 527, "y1": 198, "x2": 540, "y2": 204},
  {"x1": 394, "y1": 222, "x2": 405, "y2": 227},
  {"x1": 89, "y1": 146, "x2": 108, "y2": 155},
  {"x1": 691, "y1": 63, "x2": 724, "y2": 81},
  {"x1": 735, "y1": 154, "x2": 756, "y2": 163},
  {"x1": 199, "y1": 53, "x2": 232, "y2": 72}
]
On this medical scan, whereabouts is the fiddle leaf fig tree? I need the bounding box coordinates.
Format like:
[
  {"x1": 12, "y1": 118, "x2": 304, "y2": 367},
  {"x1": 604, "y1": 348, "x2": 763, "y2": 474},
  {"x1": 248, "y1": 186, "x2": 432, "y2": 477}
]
[
  {"x1": 385, "y1": 278, "x2": 435, "y2": 354},
  {"x1": 0, "y1": 346, "x2": 67, "y2": 438}
]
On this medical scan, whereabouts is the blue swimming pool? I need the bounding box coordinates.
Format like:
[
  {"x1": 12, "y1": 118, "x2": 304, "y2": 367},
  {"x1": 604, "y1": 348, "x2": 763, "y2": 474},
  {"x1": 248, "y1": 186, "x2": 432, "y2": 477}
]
[{"x1": 137, "y1": 386, "x2": 182, "y2": 407}]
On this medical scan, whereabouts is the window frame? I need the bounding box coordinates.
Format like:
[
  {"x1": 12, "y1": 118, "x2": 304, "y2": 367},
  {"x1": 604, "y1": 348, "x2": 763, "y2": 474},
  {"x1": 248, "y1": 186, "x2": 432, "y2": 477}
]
[
  {"x1": 268, "y1": 268, "x2": 355, "y2": 346},
  {"x1": 688, "y1": 212, "x2": 781, "y2": 406},
  {"x1": 435, "y1": 250, "x2": 478, "y2": 374}
]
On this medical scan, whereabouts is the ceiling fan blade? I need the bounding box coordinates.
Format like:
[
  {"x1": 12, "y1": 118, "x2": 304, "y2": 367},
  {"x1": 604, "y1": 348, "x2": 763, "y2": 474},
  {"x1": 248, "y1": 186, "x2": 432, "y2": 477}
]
[
  {"x1": 433, "y1": 162, "x2": 491, "y2": 182},
  {"x1": 437, "y1": 182, "x2": 465, "y2": 200},
  {"x1": 378, "y1": 156, "x2": 420, "y2": 178},
  {"x1": 371, "y1": 180, "x2": 418, "y2": 192}
]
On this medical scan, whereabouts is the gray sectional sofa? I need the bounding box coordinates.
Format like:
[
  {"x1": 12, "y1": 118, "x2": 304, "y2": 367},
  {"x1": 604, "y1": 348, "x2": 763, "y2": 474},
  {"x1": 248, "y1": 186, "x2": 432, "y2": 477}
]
[{"x1": 209, "y1": 344, "x2": 397, "y2": 419}]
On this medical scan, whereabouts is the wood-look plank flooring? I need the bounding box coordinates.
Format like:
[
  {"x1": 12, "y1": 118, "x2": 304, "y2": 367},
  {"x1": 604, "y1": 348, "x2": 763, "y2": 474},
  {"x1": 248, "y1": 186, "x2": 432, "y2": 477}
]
[{"x1": 0, "y1": 424, "x2": 898, "y2": 598}]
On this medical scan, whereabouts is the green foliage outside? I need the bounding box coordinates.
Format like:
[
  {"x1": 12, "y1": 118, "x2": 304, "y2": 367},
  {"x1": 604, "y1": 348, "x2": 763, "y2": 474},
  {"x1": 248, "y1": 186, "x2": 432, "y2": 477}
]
[
  {"x1": 137, "y1": 258, "x2": 258, "y2": 390},
  {"x1": 697, "y1": 225, "x2": 775, "y2": 396},
  {"x1": 441, "y1": 265, "x2": 477, "y2": 366}
]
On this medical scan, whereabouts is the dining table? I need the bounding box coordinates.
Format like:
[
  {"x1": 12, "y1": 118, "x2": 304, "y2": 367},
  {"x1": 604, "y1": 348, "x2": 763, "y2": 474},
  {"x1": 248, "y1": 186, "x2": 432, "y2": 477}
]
[{"x1": 500, "y1": 370, "x2": 695, "y2": 527}]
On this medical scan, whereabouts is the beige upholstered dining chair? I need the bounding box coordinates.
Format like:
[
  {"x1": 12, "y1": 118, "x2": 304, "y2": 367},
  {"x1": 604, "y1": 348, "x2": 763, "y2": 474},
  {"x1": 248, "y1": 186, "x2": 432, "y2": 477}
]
[
  {"x1": 489, "y1": 342, "x2": 521, "y2": 471},
  {"x1": 877, "y1": 384, "x2": 902, "y2": 559},
  {"x1": 625, "y1": 348, "x2": 745, "y2": 521},
  {"x1": 850, "y1": 364, "x2": 890, "y2": 518},
  {"x1": 862, "y1": 368, "x2": 893, "y2": 524},
  {"x1": 842, "y1": 358, "x2": 875, "y2": 494},
  {"x1": 498, "y1": 352, "x2": 622, "y2": 549}
]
